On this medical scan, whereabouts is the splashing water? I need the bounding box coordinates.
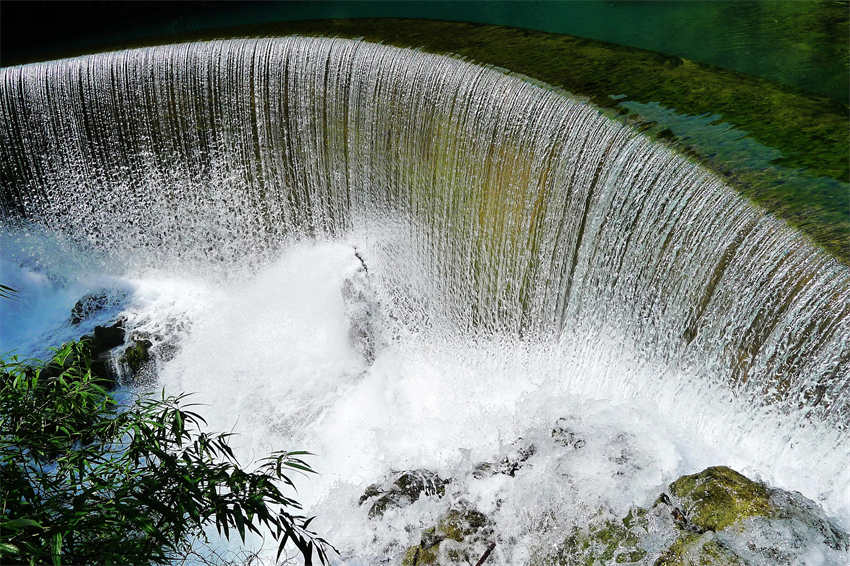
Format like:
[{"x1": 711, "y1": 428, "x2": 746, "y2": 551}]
[{"x1": 1, "y1": 37, "x2": 848, "y2": 562}]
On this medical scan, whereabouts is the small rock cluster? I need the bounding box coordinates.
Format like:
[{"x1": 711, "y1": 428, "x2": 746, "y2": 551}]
[
  {"x1": 65, "y1": 290, "x2": 155, "y2": 387},
  {"x1": 358, "y1": 469, "x2": 497, "y2": 565}
]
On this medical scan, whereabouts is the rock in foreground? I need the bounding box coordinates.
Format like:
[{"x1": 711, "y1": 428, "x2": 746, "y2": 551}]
[{"x1": 535, "y1": 466, "x2": 849, "y2": 566}]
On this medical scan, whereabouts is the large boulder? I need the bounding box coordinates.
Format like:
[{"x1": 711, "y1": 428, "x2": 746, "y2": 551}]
[
  {"x1": 534, "y1": 466, "x2": 849, "y2": 565},
  {"x1": 667, "y1": 466, "x2": 772, "y2": 533}
]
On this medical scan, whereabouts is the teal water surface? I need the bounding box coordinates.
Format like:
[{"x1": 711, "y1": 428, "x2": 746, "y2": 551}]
[{"x1": 3, "y1": 1, "x2": 847, "y2": 101}]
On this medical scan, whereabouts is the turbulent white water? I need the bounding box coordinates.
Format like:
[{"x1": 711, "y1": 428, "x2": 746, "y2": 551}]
[{"x1": 1, "y1": 37, "x2": 849, "y2": 563}]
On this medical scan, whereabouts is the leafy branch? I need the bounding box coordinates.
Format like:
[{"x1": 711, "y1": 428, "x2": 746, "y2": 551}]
[
  {"x1": 0, "y1": 284, "x2": 16, "y2": 300},
  {"x1": 0, "y1": 341, "x2": 335, "y2": 565}
]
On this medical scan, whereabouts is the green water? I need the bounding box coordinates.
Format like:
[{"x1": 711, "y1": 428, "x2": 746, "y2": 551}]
[
  {"x1": 236, "y1": 0, "x2": 850, "y2": 102},
  {"x1": 3, "y1": 1, "x2": 848, "y2": 101}
]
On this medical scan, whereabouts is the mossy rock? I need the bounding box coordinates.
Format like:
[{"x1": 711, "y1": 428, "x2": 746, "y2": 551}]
[
  {"x1": 437, "y1": 508, "x2": 488, "y2": 542},
  {"x1": 120, "y1": 339, "x2": 153, "y2": 374},
  {"x1": 400, "y1": 505, "x2": 492, "y2": 565},
  {"x1": 668, "y1": 466, "x2": 771, "y2": 532},
  {"x1": 533, "y1": 465, "x2": 849, "y2": 565},
  {"x1": 545, "y1": 518, "x2": 647, "y2": 566},
  {"x1": 402, "y1": 544, "x2": 439, "y2": 566},
  {"x1": 655, "y1": 533, "x2": 744, "y2": 566}
]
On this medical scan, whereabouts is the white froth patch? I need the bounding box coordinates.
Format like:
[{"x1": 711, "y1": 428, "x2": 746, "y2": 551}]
[{"x1": 144, "y1": 238, "x2": 848, "y2": 561}]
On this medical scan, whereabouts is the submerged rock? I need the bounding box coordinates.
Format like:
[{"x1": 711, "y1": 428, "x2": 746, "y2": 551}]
[
  {"x1": 551, "y1": 418, "x2": 586, "y2": 450},
  {"x1": 473, "y1": 437, "x2": 537, "y2": 479},
  {"x1": 342, "y1": 251, "x2": 384, "y2": 364},
  {"x1": 360, "y1": 470, "x2": 450, "y2": 519}
]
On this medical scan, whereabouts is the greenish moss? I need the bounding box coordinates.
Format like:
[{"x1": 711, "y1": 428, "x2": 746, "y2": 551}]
[
  {"x1": 402, "y1": 544, "x2": 438, "y2": 566},
  {"x1": 655, "y1": 534, "x2": 744, "y2": 566},
  {"x1": 119, "y1": 339, "x2": 152, "y2": 374},
  {"x1": 669, "y1": 466, "x2": 772, "y2": 532},
  {"x1": 402, "y1": 507, "x2": 490, "y2": 565},
  {"x1": 548, "y1": 519, "x2": 645, "y2": 566},
  {"x1": 615, "y1": 549, "x2": 647, "y2": 563},
  {"x1": 437, "y1": 508, "x2": 487, "y2": 542},
  {"x1": 621, "y1": 507, "x2": 648, "y2": 530}
]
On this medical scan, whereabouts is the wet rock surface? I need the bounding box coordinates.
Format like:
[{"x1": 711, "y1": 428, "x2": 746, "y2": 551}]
[
  {"x1": 533, "y1": 465, "x2": 849, "y2": 565},
  {"x1": 401, "y1": 504, "x2": 495, "y2": 566},
  {"x1": 69, "y1": 288, "x2": 128, "y2": 325},
  {"x1": 119, "y1": 337, "x2": 153, "y2": 379},
  {"x1": 358, "y1": 419, "x2": 848, "y2": 565},
  {"x1": 360, "y1": 470, "x2": 450, "y2": 519},
  {"x1": 64, "y1": 287, "x2": 178, "y2": 386},
  {"x1": 342, "y1": 249, "x2": 384, "y2": 364},
  {"x1": 81, "y1": 320, "x2": 126, "y2": 389},
  {"x1": 473, "y1": 437, "x2": 537, "y2": 479},
  {"x1": 551, "y1": 418, "x2": 586, "y2": 450}
]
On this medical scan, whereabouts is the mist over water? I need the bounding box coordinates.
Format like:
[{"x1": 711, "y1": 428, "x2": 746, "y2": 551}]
[{"x1": 1, "y1": 37, "x2": 849, "y2": 562}]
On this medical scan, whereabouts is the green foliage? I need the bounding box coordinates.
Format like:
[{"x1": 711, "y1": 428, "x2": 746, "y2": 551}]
[
  {"x1": 0, "y1": 284, "x2": 16, "y2": 300},
  {"x1": 0, "y1": 341, "x2": 334, "y2": 565}
]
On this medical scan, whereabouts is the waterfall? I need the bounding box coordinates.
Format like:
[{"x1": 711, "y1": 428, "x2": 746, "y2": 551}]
[
  {"x1": 3, "y1": 35, "x2": 850, "y2": 561},
  {"x1": 2, "y1": 37, "x2": 847, "y2": 427},
  {"x1": 2, "y1": 36, "x2": 848, "y2": 424}
]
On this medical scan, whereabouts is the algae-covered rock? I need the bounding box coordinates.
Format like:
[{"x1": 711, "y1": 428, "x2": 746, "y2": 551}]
[
  {"x1": 119, "y1": 338, "x2": 153, "y2": 375},
  {"x1": 400, "y1": 504, "x2": 493, "y2": 566},
  {"x1": 532, "y1": 465, "x2": 849, "y2": 566},
  {"x1": 668, "y1": 466, "x2": 771, "y2": 532},
  {"x1": 538, "y1": 513, "x2": 648, "y2": 566},
  {"x1": 655, "y1": 532, "x2": 744, "y2": 566},
  {"x1": 402, "y1": 544, "x2": 438, "y2": 566}
]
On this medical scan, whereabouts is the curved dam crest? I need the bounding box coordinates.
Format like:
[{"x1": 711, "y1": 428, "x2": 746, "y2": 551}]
[{"x1": 1, "y1": 37, "x2": 849, "y2": 545}]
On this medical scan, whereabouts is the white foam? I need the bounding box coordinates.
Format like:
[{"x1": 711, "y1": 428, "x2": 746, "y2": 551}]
[{"x1": 140, "y1": 236, "x2": 849, "y2": 563}]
